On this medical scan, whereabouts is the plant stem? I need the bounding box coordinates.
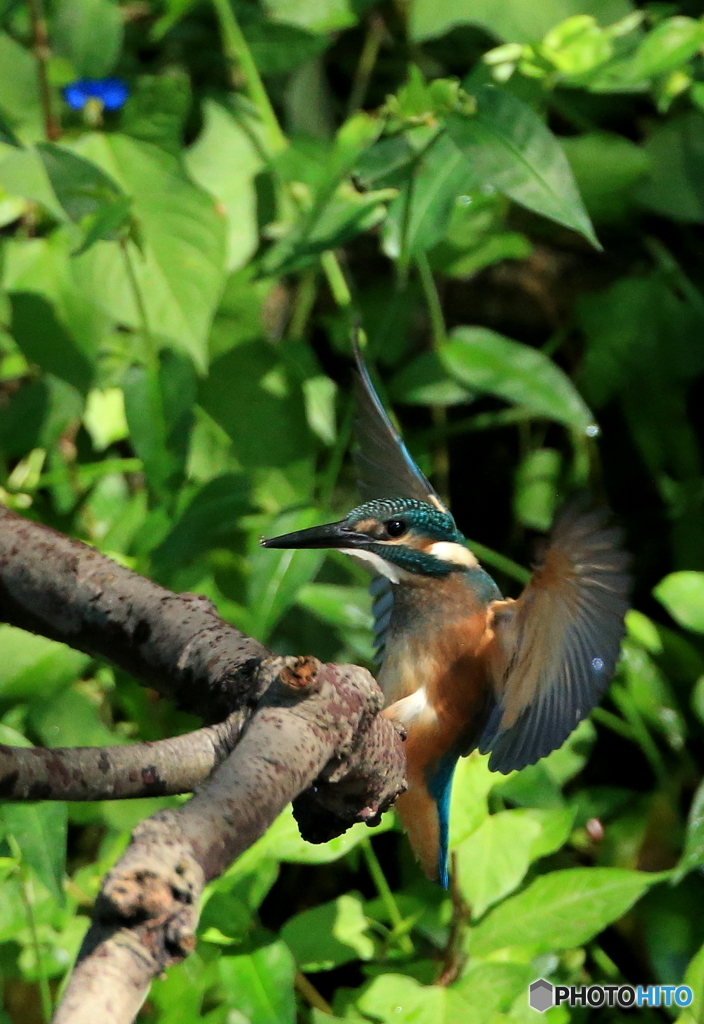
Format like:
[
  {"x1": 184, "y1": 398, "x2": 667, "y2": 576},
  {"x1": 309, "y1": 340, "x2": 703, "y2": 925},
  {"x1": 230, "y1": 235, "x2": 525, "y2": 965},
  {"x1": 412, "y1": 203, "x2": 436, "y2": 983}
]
[
  {"x1": 321, "y1": 250, "x2": 353, "y2": 308},
  {"x1": 120, "y1": 238, "x2": 157, "y2": 373},
  {"x1": 295, "y1": 971, "x2": 334, "y2": 1015},
  {"x1": 288, "y1": 269, "x2": 317, "y2": 339},
  {"x1": 209, "y1": 0, "x2": 286, "y2": 155},
  {"x1": 360, "y1": 838, "x2": 414, "y2": 956},
  {"x1": 25, "y1": 0, "x2": 60, "y2": 141},
  {"x1": 416, "y1": 253, "x2": 446, "y2": 349},
  {"x1": 347, "y1": 12, "x2": 385, "y2": 115},
  {"x1": 20, "y1": 868, "x2": 52, "y2": 1022}
]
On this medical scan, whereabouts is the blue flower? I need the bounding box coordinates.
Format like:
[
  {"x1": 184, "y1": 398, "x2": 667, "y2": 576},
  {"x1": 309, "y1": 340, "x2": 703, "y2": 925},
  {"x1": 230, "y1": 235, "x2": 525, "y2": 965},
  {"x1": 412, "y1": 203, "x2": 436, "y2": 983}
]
[{"x1": 63, "y1": 78, "x2": 129, "y2": 112}]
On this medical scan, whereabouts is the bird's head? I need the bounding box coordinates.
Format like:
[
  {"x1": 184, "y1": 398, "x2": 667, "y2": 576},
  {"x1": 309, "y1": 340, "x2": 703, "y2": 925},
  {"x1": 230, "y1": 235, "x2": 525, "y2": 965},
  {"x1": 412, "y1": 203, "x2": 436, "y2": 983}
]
[{"x1": 261, "y1": 498, "x2": 477, "y2": 582}]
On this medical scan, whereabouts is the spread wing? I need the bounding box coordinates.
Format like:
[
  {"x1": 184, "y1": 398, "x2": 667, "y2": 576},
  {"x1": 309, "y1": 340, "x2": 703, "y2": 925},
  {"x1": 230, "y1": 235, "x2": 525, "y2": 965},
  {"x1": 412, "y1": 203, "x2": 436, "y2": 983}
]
[
  {"x1": 352, "y1": 339, "x2": 448, "y2": 511},
  {"x1": 478, "y1": 501, "x2": 630, "y2": 774}
]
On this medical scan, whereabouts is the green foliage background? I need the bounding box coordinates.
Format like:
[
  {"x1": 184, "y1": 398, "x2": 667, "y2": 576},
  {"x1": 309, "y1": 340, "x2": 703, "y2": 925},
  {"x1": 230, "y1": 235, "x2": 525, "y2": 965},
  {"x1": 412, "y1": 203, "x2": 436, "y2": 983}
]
[{"x1": 1, "y1": 0, "x2": 704, "y2": 1020}]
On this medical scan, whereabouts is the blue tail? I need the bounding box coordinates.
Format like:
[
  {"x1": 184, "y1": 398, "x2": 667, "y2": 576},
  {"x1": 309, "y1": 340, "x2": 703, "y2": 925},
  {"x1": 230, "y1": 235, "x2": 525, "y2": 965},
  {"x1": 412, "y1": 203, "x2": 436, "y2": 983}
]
[{"x1": 426, "y1": 751, "x2": 460, "y2": 888}]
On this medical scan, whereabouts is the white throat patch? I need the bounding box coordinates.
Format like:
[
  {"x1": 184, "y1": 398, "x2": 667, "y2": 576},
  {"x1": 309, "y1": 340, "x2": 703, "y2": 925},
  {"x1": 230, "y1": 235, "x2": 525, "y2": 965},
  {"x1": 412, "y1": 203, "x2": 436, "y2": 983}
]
[
  {"x1": 428, "y1": 541, "x2": 478, "y2": 568},
  {"x1": 342, "y1": 548, "x2": 404, "y2": 583}
]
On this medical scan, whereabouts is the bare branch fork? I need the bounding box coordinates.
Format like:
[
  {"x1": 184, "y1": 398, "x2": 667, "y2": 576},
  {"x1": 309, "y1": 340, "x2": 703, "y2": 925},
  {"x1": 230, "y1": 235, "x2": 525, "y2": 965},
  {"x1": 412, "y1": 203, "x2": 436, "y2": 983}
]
[{"x1": 0, "y1": 507, "x2": 407, "y2": 1024}]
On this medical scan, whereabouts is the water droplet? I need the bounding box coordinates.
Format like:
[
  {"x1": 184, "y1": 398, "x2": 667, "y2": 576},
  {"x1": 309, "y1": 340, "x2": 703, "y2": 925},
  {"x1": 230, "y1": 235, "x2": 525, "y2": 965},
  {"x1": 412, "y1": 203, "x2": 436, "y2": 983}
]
[
  {"x1": 591, "y1": 657, "x2": 604, "y2": 673},
  {"x1": 481, "y1": 183, "x2": 496, "y2": 196},
  {"x1": 585, "y1": 424, "x2": 600, "y2": 438},
  {"x1": 458, "y1": 195, "x2": 473, "y2": 206}
]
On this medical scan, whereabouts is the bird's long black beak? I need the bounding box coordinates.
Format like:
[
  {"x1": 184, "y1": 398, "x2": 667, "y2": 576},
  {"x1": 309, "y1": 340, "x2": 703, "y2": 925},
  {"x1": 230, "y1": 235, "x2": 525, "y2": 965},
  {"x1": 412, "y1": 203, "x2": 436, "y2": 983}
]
[{"x1": 260, "y1": 520, "x2": 367, "y2": 550}]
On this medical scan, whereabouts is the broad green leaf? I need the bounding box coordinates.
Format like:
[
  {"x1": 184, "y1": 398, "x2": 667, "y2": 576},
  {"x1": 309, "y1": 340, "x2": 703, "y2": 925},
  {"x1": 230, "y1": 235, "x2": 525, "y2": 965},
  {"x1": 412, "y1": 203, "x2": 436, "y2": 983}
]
[
  {"x1": 655, "y1": 572, "x2": 704, "y2": 633},
  {"x1": 72, "y1": 196, "x2": 133, "y2": 257},
  {"x1": 0, "y1": 34, "x2": 43, "y2": 142},
  {"x1": 282, "y1": 893, "x2": 373, "y2": 971},
  {"x1": 248, "y1": 508, "x2": 326, "y2": 640},
  {"x1": 452, "y1": 962, "x2": 534, "y2": 1020},
  {"x1": 449, "y1": 751, "x2": 495, "y2": 848},
  {"x1": 382, "y1": 133, "x2": 473, "y2": 263},
  {"x1": 409, "y1": 0, "x2": 631, "y2": 43},
  {"x1": 218, "y1": 940, "x2": 296, "y2": 1024},
  {"x1": 297, "y1": 584, "x2": 372, "y2": 631},
  {"x1": 10, "y1": 292, "x2": 94, "y2": 393},
  {"x1": 186, "y1": 101, "x2": 263, "y2": 272},
  {"x1": 637, "y1": 113, "x2": 704, "y2": 224},
  {"x1": 441, "y1": 326, "x2": 595, "y2": 431},
  {"x1": 198, "y1": 342, "x2": 314, "y2": 469},
  {"x1": 262, "y1": 0, "x2": 356, "y2": 34},
  {"x1": 52, "y1": 0, "x2": 123, "y2": 78},
  {"x1": 2, "y1": 803, "x2": 67, "y2": 906},
  {"x1": 0, "y1": 625, "x2": 90, "y2": 701},
  {"x1": 29, "y1": 689, "x2": 121, "y2": 748},
  {"x1": 629, "y1": 17, "x2": 704, "y2": 80},
  {"x1": 514, "y1": 447, "x2": 561, "y2": 531},
  {"x1": 71, "y1": 133, "x2": 226, "y2": 371},
  {"x1": 153, "y1": 473, "x2": 250, "y2": 572},
  {"x1": 673, "y1": 777, "x2": 704, "y2": 882},
  {"x1": 356, "y1": 974, "x2": 474, "y2": 1024},
  {"x1": 0, "y1": 145, "x2": 65, "y2": 220},
  {"x1": 391, "y1": 350, "x2": 472, "y2": 406},
  {"x1": 456, "y1": 810, "x2": 542, "y2": 919},
  {"x1": 149, "y1": 953, "x2": 216, "y2": 1024},
  {"x1": 446, "y1": 87, "x2": 598, "y2": 246},
  {"x1": 679, "y1": 941, "x2": 704, "y2": 1024},
  {"x1": 470, "y1": 867, "x2": 664, "y2": 956},
  {"x1": 120, "y1": 71, "x2": 191, "y2": 156},
  {"x1": 561, "y1": 132, "x2": 649, "y2": 224},
  {"x1": 122, "y1": 363, "x2": 175, "y2": 495},
  {"x1": 234, "y1": 805, "x2": 393, "y2": 872}
]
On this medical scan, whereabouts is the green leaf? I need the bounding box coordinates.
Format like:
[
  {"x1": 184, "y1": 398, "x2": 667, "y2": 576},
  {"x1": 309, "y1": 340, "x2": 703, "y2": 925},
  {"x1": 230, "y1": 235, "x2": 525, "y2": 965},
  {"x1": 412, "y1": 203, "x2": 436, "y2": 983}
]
[
  {"x1": 0, "y1": 625, "x2": 90, "y2": 702},
  {"x1": 391, "y1": 350, "x2": 472, "y2": 406},
  {"x1": 655, "y1": 572, "x2": 704, "y2": 633},
  {"x1": 121, "y1": 363, "x2": 175, "y2": 495},
  {"x1": 2, "y1": 803, "x2": 67, "y2": 906},
  {"x1": 37, "y1": 143, "x2": 123, "y2": 223},
  {"x1": 249, "y1": 508, "x2": 326, "y2": 640},
  {"x1": 218, "y1": 940, "x2": 296, "y2": 1024},
  {"x1": 382, "y1": 133, "x2": 473, "y2": 263},
  {"x1": 356, "y1": 974, "x2": 473, "y2": 1024},
  {"x1": 52, "y1": 0, "x2": 123, "y2": 78},
  {"x1": 71, "y1": 133, "x2": 227, "y2": 371},
  {"x1": 10, "y1": 291, "x2": 94, "y2": 393},
  {"x1": 629, "y1": 17, "x2": 704, "y2": 81},
  {"x1": 297, "y1": 584, "x2": 372, "y2": 631},
  {"x1": 446, "y1": 87, "x2": 598, "y2": 247},
  {"x1": 637, "y1": 112, "x2": 704, "y2": 224},
  {"x1": 0, "y1": 110, "x2": 20, "y2": 148},
  {"x1": 0, "y1": 146, "x2": 65, "y2": 220},
  {"x1": 282, "y1": 893, "x2": 373, "y2": 971},
  {"x1": 441, "y1": 326, "x2": 595, "y2": 431},
  {"x1": 455, "y1": 811, "x2": 543, "y2": 919},
  {"x1": 262, "y1": 0, "x2": 357, "y2": 34},
  {"x1": 514, "y1": 447, "x2": 561, "y2": 531},
  {"x1": 561, "y1": 132, "x2": 650, "y2": 224},
  {"x1": 673, "y1": 777, "x2": 704, "y2": 882},
  {"x1": 470, "y1": 867, "x2": 665, "y2": 956},
  {"x1": 452, "y1": 961, "x2": 534, "y2": 1020},
  {"x1": 0, "y1": 34, "x2": 43, "y2": 142},
  {"x1": 679, "y1": 941, "x2": 704, "y2": 1024},
  {"x1": 185, "y1": 101, "x2": 263, "y2": 273},
  {"x1": 72, "y1": 196, "x2": 133, "y2": 257},
  {"x1": 449, "y1": 751, "x2": 496, "y2": 848},
  {"x1": 120, "y1": 71, "x2": 191, "y2": 156},
  {"x1": 409, "y1": 0, "x2": 632, "y2": 43},
  {"x1": 198, "y1": 342, "x2": 315, "y2": 469},
  {"x1": 28, "y1": 689, "x2": 120, "y2": 748},
  {"x1": 153, "y1": 473, "x2": 250, "y2": 572}
]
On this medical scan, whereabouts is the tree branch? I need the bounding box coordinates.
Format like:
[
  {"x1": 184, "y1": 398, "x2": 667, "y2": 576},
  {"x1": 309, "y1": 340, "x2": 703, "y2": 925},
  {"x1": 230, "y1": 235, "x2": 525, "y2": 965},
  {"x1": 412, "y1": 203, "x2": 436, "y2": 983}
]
[
  {"x1": 0, "y1": 506, "x2": 267, "y2": 721},
  {"x1": 0, "y1": 712, "x2": 246, "y2": 800},
  {"x1": 53, "y1": 656, "x2": 406, "y2": 1024}
]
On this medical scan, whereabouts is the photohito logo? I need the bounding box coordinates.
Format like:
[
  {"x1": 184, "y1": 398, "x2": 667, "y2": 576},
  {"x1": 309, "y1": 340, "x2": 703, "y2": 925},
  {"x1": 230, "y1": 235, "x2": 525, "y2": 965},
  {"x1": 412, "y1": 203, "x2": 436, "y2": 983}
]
[{"x1": 529, "y1": 979, "x2": 693, "y2": 1012}]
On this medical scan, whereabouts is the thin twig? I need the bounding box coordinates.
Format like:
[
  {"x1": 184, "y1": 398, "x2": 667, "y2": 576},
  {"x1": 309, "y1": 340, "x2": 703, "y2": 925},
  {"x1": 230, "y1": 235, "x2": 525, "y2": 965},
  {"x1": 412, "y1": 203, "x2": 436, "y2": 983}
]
[
  {"x1": 25, "y1": 0, "x2": 60, "y2": 141},
  {"x1": 347, "y1": 13, "x2": 385, "y2": 116}
]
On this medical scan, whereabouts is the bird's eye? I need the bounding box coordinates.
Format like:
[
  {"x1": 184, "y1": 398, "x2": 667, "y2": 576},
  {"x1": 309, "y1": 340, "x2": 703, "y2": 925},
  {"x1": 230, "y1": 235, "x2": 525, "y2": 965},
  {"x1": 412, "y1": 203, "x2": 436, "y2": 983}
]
[{"x1": 385, "y1": 519, "x2": 407, "y2": 539}]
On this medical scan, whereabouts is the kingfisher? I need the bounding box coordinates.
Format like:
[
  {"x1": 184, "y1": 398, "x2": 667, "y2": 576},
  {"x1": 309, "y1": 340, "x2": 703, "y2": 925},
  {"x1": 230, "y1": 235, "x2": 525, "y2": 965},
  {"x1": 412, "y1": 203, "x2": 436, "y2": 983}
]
[{"x1": 262, "y1": 345, "x2": 630, "y2": 887}]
